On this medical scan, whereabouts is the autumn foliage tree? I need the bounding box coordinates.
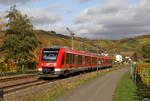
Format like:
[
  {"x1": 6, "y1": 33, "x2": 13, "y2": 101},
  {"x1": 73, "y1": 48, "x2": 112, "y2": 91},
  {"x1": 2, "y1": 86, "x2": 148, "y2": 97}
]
[
  {"x1": 142, "y1": 42, "x2": 150, "y2": 62},
  {"x1": 0, "y1": 5, "x2": 40, "y2": 72},
  {"x1": 132, "y1": 52, "x2": 138, "y2": 62}
]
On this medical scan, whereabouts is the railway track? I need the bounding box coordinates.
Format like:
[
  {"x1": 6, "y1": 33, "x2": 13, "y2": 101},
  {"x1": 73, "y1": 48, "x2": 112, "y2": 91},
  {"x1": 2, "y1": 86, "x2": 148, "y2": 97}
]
[
  {"x1": 0, "y1": 66, "x2": 118, "y2": 101},
  {"x1": 0, "y1": 71, "x2": 37, "y2": 77},
  {"x1": 2, "y1": 79, "x2": 49, "y2": 94},
  {"x1": 0, "y1": 71, "x2": 93, "y2": 98},
  {"x1": 0, "y1": 75, "x2": 55, "y2": 94},
  {"x1": 0, "y1": 73, "x2": 80, "y2": 100},
  {"x1": 0, "y1": 68, "x2": 108, "y2": 94},
  {"x1": 0, "y1": 74, "x2": 38, "y2": 82},
  {"x1": 0, "y1": 73, "x2": 60, "y2": 100}
]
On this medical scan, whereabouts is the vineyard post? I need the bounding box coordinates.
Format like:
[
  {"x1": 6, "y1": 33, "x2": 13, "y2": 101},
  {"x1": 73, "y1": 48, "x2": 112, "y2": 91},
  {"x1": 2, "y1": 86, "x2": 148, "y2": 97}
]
[
  {"x1": 0, "y1": 89, "x2": 4, "y2": 101},
  {"x1": 130, "y1": 63, "x2": 133, "y2": 79},
  {"x1": 130, "y1": 62, "x2": 136, "y2": 80}
]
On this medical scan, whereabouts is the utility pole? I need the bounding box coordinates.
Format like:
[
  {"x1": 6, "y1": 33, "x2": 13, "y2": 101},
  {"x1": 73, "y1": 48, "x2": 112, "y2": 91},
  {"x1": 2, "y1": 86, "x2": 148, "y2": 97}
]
[{"x1": 66, "y1": 27, "x2": 75, "y2": 50}]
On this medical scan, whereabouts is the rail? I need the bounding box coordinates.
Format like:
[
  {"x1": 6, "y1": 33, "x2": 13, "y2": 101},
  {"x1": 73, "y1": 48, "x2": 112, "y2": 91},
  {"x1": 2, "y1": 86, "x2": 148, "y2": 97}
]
[
  {"x1": 0, "y1": 70, "x2": 37, "y2": 77},
  {"x1": 0, "y1": 74, "x2": 38, "y2": 82},
  {"x1": 0, "y1": 76, "x2": 50, "y2": 101}
]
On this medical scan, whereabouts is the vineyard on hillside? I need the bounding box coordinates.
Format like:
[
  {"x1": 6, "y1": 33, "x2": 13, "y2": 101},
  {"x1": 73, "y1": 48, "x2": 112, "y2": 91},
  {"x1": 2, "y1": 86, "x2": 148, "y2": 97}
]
[{"x1": 132, "y1": 63, "x2": 150, "y2": 100}]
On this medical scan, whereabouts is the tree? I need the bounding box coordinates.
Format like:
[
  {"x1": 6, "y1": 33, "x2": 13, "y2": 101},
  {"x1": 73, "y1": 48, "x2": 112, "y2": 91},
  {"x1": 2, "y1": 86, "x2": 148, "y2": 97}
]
[
  {"x1": 142, "y1": 42, "x2": 150, "y2": 62},
  {"x1": 132, "y1": 52, "x2": 138, "y2": 62},
  {"x1": 0, "y1": 5, "x2": 40, "y2": 72}
]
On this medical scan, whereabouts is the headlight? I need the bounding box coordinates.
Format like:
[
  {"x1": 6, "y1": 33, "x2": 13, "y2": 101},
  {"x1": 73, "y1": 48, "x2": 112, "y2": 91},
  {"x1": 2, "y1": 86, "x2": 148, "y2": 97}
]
[{"x1": 38, "y1": 68, "x2": 42, "y2": 71}]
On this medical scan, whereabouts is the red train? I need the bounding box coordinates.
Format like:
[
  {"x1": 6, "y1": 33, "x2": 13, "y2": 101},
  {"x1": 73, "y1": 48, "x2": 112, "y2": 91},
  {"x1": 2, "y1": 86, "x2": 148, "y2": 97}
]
[{"x1": 38, "y1": 46, "x2": 112, "y2": 76}]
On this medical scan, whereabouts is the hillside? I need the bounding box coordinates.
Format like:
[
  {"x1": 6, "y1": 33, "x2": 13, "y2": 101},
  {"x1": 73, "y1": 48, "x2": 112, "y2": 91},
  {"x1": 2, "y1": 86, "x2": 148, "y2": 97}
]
[
  {"x1": 34, "y1": 30, "x2": 119, "y2": 57},
  {"x1": 115, "y1": 35, "x2": 150, "y2": 57},
  {"x1": 0, "y1": 30, "x2": 150, "y2": 61},
  {"x1": 33, "y1": 30, "x2": 103, "y2": 57}
]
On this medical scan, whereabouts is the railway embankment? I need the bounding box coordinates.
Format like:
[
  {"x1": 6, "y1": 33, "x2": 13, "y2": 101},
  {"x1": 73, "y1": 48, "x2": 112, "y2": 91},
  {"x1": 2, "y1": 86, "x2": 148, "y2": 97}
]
[{"x1": 2, "y1": 65, "x2": 125, "y2": 101}]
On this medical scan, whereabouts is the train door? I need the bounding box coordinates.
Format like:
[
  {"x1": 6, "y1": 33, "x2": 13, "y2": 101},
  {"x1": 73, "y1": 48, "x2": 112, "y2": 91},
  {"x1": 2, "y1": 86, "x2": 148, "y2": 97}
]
[
  {"x1": 69, "y1": 54, "x2": 73, "y2": 68},
  {"x1": 66, "y1": 53, "x2": 70, "y2": 69},
  {"x1": 61, "y1": 53, "x2": 65, "y2": 69},
  {"x1": 72, "y1": 54, "x2": 75, "y2": 68},
  {"x1": 82, "y1": 56, "x2": 85, "y2": 67},
  {"x1": 78, "y1": 55, "x2": 82, "y2": 68}
]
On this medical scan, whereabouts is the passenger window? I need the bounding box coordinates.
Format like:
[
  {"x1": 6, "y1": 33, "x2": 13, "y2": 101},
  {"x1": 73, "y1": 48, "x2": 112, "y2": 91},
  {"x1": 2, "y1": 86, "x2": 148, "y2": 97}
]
[
  {"x1": 66, "y1": 53, "x2": 70, "y2": 64},
  {"x1": 76, "y1": 55, "x2": 78, "y2": 65},
  {"x1": 78, "y1": 55, "x2": 82, "y2": 65},
  {"x1": 85, "y1": 56, "x2": 91, "y2": 64},
  {"x1": 73, "y1": 54, "x2": 75, "y2": 64},
  {"x1": 70, "y1": 54, "x2": 73, "y2": 64},
  {"x1": 83, "y1": 56, "x2": 85, "y2": 65},
  {"x1": 61, "y1": 54, "x2": 64, "y2": 65}
]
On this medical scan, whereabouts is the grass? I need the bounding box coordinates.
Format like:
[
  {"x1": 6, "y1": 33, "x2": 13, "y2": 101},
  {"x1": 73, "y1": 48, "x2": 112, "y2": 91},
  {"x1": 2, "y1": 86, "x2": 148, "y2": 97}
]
[
  {"x1": 25, "y1": 65, "x2": 126, "y2": 101},
  {"x1": 114, "y1": 72, "x2": 137, "y2": 101}
]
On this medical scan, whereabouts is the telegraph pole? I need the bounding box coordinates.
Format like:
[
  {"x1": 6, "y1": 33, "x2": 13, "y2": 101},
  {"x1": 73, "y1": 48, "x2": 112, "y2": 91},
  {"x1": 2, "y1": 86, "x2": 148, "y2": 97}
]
[{"x1": 66, "y1": 27, "x2": 75, "y2": 50}]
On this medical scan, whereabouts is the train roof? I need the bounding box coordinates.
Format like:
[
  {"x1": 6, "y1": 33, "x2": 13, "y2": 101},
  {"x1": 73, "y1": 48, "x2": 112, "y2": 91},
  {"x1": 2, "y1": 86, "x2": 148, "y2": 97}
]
[{"x1": 61, "y1": 47, "x2": 103, "y2": 57}]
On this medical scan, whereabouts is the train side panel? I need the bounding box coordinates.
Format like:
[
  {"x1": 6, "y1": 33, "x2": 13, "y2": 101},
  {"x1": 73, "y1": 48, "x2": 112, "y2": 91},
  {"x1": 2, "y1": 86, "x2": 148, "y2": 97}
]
[{"x1": 38, "y1": 46, "x2": 113, "y2": 77}]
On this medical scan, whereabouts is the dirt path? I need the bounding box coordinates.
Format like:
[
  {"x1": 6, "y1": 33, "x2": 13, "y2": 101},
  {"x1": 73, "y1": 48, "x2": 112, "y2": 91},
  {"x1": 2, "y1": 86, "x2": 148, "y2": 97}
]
[{"x1": 56, "y1": 67, "x2": 129, "y2": 101}]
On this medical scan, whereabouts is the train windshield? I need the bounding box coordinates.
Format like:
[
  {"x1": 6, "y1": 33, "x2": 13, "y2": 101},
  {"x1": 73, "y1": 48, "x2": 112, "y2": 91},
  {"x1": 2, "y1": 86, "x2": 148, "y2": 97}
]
[{"x1": 42, "y1": 48, "x2": 59, "y2": 62}]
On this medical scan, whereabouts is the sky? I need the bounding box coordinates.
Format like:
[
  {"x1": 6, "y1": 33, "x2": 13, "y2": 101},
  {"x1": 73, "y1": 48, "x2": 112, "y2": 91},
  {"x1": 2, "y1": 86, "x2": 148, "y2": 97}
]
[{"x1": 1, "y1": 0, "x2": 150, "y2": 40}]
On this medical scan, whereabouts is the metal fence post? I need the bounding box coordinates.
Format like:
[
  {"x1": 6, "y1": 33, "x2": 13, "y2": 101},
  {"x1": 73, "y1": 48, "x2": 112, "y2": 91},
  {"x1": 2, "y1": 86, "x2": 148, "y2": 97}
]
[{"x1": 0, "y1": 89, "x2": 4, "y2": 101}]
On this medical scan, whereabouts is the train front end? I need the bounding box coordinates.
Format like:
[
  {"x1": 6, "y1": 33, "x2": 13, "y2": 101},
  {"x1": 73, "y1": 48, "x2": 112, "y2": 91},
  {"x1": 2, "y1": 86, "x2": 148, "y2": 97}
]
[{"x1": 38, "y1": 47, "x2": 61, "y2": 76}]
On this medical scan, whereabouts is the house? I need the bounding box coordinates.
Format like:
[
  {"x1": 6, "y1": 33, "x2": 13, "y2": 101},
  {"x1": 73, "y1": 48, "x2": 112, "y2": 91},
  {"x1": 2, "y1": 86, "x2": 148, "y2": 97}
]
[{"x1": 115, "y1": 54, "x2": 123, "y2": 63}]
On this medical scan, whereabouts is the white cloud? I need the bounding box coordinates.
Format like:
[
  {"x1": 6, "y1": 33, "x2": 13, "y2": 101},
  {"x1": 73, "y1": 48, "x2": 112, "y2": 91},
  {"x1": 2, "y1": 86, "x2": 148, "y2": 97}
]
[
  {"x1": 1, "y1": 0, "x2": 150, "y2": 40},
  {"x1": 0, "y1": 4, "x2": 63, "y2": 33},
  {"x1": 0, "y1": 0, "x2": 41, "y2": 5},
  {"x1": 20, "y1": 6, "x2": 62, "y2": 26},
  {"x1": 73, "y1": 0, "x2": 150, "y2": 39},
  {"x1": 77, "y1": 0, "x2": 96, "y2": 3}
]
